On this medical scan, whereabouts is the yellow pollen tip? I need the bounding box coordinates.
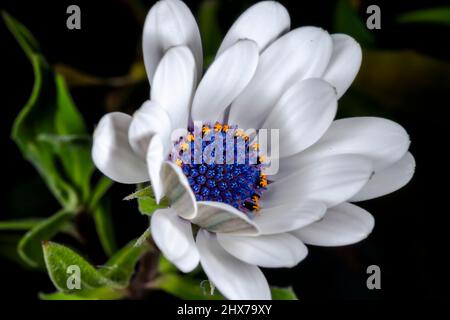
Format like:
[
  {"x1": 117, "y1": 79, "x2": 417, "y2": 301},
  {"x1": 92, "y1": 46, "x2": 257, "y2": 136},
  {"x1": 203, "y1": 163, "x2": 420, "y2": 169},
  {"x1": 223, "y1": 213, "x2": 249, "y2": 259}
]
[
  {"x1": 259, "y1": 155, "x2": 266, "y2": 163},
  {"x1": 180, "y1": 142, "x2": 189, "y2": 151},
  {"x1": 222, "y1": 125, "x2": 229, "y2": 132},
  {"x1": 251, "y1": 143, "x2": 259, "y2": 151},
  {"x1": 259, "y1": 175, "x2": 268, "y2": 187},
  {"x1": 187, "y1": 134, "x2": 194, "y2": 141},
  {"x1": 214, "y1": 123, "x2": 222, "y2": 132},
  {"x1": 175, "y1": 159, "x2": 182, "y2": 167},
  {"x1": 202, "y1": 126, "x2": 211, "y2": 134}
]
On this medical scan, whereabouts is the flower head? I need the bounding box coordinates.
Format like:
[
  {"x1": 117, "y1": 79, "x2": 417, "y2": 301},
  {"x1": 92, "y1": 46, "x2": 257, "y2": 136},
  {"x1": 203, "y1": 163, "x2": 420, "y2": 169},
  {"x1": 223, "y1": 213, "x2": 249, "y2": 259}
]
[{"x1": 92, "y1": 0, "x2": 415, "y2": 300}]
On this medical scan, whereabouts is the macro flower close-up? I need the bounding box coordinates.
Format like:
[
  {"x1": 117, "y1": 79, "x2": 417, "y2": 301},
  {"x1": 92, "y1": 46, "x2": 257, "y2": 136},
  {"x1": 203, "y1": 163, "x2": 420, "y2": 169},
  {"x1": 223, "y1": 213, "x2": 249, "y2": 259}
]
[
  {"x1": 2, "y1": 0, "x2": 448, "y2": 306},
  {"x1": 92, "y1": 0, "x2": 414, "y2": 300}
]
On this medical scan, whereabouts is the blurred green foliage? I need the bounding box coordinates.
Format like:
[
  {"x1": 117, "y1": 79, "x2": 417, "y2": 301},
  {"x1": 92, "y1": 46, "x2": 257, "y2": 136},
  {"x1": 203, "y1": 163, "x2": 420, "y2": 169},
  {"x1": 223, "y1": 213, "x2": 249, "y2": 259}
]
[{"x1": 397, "y1": 6, "x2": 450, "y2": 26}]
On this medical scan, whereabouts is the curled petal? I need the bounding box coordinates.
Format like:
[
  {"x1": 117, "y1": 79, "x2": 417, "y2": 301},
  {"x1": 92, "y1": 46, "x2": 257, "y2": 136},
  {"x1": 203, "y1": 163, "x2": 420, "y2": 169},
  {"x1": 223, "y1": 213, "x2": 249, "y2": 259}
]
[
  {"x1": 92, "y1": 112, "x2": 148, "y2": 184},
  {"x1": 160, "y1": 161, "x2": 197, "y2": 219},
  {"x1": 192, "y1": 201, "x2": 260, "y2": 236}
]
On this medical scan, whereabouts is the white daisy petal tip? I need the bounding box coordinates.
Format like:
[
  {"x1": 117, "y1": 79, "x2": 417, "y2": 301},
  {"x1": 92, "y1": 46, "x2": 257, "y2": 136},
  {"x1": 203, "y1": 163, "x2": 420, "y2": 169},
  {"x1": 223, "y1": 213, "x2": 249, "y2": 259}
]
[
  {"x1": 196, "y1": 230, "x2": 271, "y2": 300},
  {"x1": 293, "y1": 202, "x2": 375, "y2": 247},
  {"x1": 217, "y1": 1, "x2": 290, "y2": 55},
  {"x1": 217, "y1": 233, "x2": 308, "y2": 268},
  {"x1": 151, "y1": 208, "x2": 199, "y2": 273},
  {"x1": 160, "y1": 161, "x2": 197, "y2": 220},
  {"x1": 143, "y1": 0, "x2": 202, "y2": 83},
  {"x1": 350, "y1": 151, "x2": 416, "y2": 202},
  {"x1": 265, "y1": 154, "x2": 374, "y2": 208},
  {"x1": 296, "y1": 117, "x2": 411, "y2": 172},
  {"x1": 92, "y1": 112, "x2": 149, "y2": 184},
  {"x1": 323, "y1": 33, "x2": 362, "y2": 99}
]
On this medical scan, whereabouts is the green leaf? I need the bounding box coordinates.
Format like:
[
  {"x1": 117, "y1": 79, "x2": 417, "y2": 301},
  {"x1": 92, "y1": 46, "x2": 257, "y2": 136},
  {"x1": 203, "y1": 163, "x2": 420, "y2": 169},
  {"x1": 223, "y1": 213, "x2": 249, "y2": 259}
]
[
  {"x1": 397, "y1": 7, "x2": 450, "y2": 26},
  {"x1": 158, "y1": 256, "x2": 178, "y2": 274},
  {"x1": 134, "y1": 227, "x2": 151, "y2": 247},
  {"x1": 334, "y1": 0, "x2": 375, "y2": 47},
  {"x1": 38, "y1": 133, "x2": 94, "y2": 203},
  {"x1": 151, "y1": 274, "x2": 224, "y2": 300},
  {"x1": 271, "y1": 286, "x2": 298, "y2": 300},
  {"x1": 138, "y1": 197, "x2": 166, "y2": 215},
  {"x1": 0, "y1": 218, "x2": 44, "y2": 231},
  {"x1": 99, "y1": 240, "x2": 150, "y2": 286},
  {"x1": 88, "y1": 176, "x2": 113, "y2": 210},
  {"x1": 11, "y1": 55, "x2": 79, "y2": 208},
  {"x1": 124, "y1": 186, "x2": 168, "y2": 215},
  {"x1": 39, "y1": 292, "x2": 86, "y2": 300},
  {"x1": 42, "y1": 241, "x2": 119, "y2": 296},
  {"x1": 123, "y1": 185, "x2": 154, "y2": 200},
  {"x1": 4, "y1": 13, "x2": 89, "y2": 208},
  {"x1": 0, "y1": 234, "x2": 31, "y2": 267},
  {"x1": 18, "y1": 209, "x2": 73, "y2": 268},
  {"x1": 198, "y1": 0, "x2": 222, "y2": 68},
  {"x1": 93, "y1": 202, "x2": 117, "y2": 257},
  {"x1": 39, "y1": 287, "x2": 125, "y2": 300},
  {"x1": 2, "y1": 11, "x2": 40, "y2": 60}
]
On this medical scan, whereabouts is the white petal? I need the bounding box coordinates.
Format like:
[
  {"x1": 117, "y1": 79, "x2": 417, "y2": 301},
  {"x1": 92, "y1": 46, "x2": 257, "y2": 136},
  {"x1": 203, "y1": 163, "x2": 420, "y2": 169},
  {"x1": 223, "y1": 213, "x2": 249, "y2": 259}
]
[
  {"x1": 92, "y1": 112, "x2": 148, "y2": 184},
  {"x1": 196, "y1": 230, "x2": 271, "y2": 300},
  {"x1": 276, "y1": 117, "x2": 411, "y2": 180},
  {"x1": 350, "y1": 152, "x2": 415, "y2": 202},
  {"x1": 292, "y1": 202, "x2": 374, "y2": 246},
  {"x1": 128, "y1": 100, "x2": 172, "y2": 158},
  {"x1": 323, "y1": 34, "x2": 362, "y2": 99},
  {"x1": 254, "y1": 201, "x2": 327, "y2": 234},
  {"x1": 151, "y1": 208, "x2": 199, "y2": 272},
  {"x1": 228, "y1": 27, "x2": 333, "y2": 130},
  {"x1": 160, "y1": 161, "x2": 197, "y2": 219},
  {"x1": 261, "y1": 78, "x2": 337, "y2": 158},
  {"x1": 146, "y1": 135, "x2": 165, "y2": 203},
  {"x1": 216, "y1": 1, "x2": 290, "y2": 56},
  {"x1": 217, "y1": 233, "x2": 307, "y2": 268},
  {"x1": 143, "y1": 0, "x2": 202, "y2": 84},
  {"x1": 191, "y1": 40, "x2": 259, "y2": 123},
  {"x1": 151, "y1": 46, "x2": 196, "y2": 131},
  {"x1": 192, "y1": 201, "x2": 259, "y2": 236},
  {"x1": 263, "y1": 154, "x2": 373, "y2": 208}
]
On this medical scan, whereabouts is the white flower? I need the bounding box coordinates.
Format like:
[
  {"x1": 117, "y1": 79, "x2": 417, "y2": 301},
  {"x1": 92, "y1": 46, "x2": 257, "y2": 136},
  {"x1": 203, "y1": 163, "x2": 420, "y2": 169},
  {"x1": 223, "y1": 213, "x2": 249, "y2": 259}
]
[{"x1": 92, "y1": 0, "x2": 415, "y2": 300}]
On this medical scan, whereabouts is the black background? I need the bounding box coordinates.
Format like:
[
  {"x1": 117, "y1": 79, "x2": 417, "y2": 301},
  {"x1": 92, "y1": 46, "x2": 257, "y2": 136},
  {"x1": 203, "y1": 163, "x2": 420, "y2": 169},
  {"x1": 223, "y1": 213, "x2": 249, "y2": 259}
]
[{"x1": 1, "y1": 0, "x2": 449, "y2": 300}]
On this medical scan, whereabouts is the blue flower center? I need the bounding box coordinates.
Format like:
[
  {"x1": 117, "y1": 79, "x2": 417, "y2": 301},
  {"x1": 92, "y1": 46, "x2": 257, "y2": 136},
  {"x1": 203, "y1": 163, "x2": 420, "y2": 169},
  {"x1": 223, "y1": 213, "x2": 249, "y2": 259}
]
[{"x1": 171, "y1": 123, "x2": 268, "y2": 216}]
